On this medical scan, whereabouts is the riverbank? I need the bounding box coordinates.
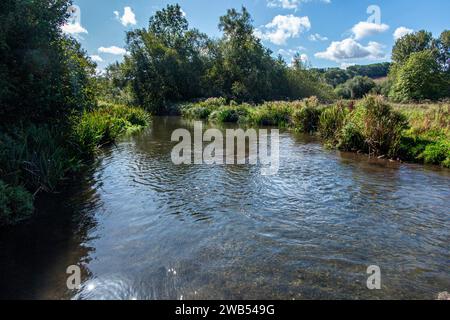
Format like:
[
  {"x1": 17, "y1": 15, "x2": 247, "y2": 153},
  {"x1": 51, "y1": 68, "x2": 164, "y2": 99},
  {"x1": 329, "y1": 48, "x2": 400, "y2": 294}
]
[
  {"x1": 0, "y1": 102, "x2": 150, "y2": 226},
  {"x1": 180, "y1": 96, "x2": 450, "y2": 168}
]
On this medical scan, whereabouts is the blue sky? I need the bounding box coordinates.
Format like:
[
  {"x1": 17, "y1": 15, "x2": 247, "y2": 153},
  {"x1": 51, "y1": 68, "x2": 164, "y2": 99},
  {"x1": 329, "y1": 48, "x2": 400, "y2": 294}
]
[{"x1": 64, "y1": 0, "x2": 450, "y2": 71}]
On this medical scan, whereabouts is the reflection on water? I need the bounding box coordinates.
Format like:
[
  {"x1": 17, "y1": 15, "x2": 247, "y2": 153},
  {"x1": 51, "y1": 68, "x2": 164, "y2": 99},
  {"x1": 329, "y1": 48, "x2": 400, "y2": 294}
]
[{"x1": 0, "y1": 116, "x2": 449, "y2": 300}]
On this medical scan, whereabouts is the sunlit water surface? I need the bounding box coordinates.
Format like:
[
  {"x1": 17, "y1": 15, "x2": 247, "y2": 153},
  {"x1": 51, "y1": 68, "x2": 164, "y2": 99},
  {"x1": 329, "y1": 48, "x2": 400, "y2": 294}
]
[{"x1": 1, "y1": 117, "x2": 449, "y2": 300}]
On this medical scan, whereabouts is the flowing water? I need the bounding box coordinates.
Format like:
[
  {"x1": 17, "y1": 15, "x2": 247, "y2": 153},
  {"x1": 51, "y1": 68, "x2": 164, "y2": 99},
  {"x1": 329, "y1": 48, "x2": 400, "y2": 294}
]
[{"x1": 1, "y1": 117, "x2": 449, "y2": 300}]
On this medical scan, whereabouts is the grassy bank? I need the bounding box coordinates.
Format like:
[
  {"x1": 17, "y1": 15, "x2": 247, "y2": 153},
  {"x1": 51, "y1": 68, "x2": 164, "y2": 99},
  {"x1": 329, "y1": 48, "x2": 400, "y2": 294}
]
[
  {"x1": 180, "y1": 96, "x2": 450, "y2": 168},
  {"x1": 0, "y1": 102, "x2": 150, "y2": 226}
]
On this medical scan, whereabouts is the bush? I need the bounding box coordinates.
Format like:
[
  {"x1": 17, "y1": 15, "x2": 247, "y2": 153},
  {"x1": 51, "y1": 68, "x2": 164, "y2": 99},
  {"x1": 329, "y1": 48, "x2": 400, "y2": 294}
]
[
  {"x1": 389, "y1": 50, "x2": 449, "y2": 102},
  {"x1": 180, "y1": 98, "x2": 228, "y2": 120},
  {"x1": 250, "y1": 102, "x2": 293, "y2": 126},
  {"x1": 338, "y1": 122, "x2": 366, "y2": 151},
  {"x1": 335, "y1": 76, "x2": 376, "y2": 99},
  {"x1": 209, "y1": 104, "x2": 251, "y2": 123},
  {"x1": 0, "y1": 180, "x2": 34, "y2": 226},
  {"x1": 0, "y1": 125, "x2": 77, "y2": 193},
  {"x1": 358, "y1": 96, "x2": 408, "y2": 157},
  {"x1": 419, "y1": 139, "x2": 450, "y2": 165},
  {"x1": 318, "y1": 103, "x2": 348, "y2": 143},
  {"x1": 292, "y1": 106, "x2": 322, "y2": 133},
  {"x1": 71, "y1": 103, "x2": 150, "y2": 156}
]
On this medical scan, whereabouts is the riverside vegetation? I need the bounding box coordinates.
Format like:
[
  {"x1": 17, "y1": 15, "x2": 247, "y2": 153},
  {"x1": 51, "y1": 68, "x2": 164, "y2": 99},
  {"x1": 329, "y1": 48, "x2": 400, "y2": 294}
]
[
  {"x1": 180, "y1": 96, "x2": 450, "y2": 168},
  {"x1": 0, "y1": 2, "x2": 449, "y2": 226},
  {"x1": 0, "y1": 1, "x2": 150, "y2": 226}
]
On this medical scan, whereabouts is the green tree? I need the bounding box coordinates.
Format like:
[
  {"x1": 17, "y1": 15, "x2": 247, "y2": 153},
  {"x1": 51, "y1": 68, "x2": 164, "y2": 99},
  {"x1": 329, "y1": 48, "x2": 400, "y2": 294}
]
[
  {"x1": 126, "y1": 4, "x2": 210, "y2": 113},
  {"x1": 214, "y1": 7, "x2": 286, "y2": 101},
  {"x1": 335, "y1": 76, "x2": 376, "y2": 99},
  {"x1": 392, "y1": 30, "x2": 435, "y2": 65},
  {"x1": 0, "y1": 0, "x2": 96, "y2": 124},
  {"x1": 390, "y1": 50, "x2": 448, "y2": 101}
]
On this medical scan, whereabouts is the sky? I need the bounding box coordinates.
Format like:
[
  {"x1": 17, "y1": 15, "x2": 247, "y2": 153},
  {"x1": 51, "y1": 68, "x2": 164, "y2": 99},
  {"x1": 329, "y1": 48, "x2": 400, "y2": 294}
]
[{"x1": 64, "y1": 0, "x2": 450, "y2": 71}]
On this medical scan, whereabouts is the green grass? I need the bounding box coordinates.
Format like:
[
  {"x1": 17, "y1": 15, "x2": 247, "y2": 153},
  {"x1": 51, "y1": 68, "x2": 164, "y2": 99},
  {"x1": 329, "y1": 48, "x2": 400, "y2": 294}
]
[
  {"x1": 181, "y1": 96, "x2": 450, "y2": 167},
  {"x1": 72, "y1": 102, "x2": 151, "y2": 157},
  {"x1": 0, "y1": 102, "x2": 150, "y2": 226},
  {"x1": 0, "y1": 180, "x2": 34, "y2": 226}
]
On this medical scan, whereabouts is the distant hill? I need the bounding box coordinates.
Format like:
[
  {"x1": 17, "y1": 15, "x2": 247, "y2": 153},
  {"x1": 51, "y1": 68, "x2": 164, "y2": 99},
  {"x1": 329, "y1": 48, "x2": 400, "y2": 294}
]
[{"x1": 314, "y1": 62, "x2": 391, "y2": 87}]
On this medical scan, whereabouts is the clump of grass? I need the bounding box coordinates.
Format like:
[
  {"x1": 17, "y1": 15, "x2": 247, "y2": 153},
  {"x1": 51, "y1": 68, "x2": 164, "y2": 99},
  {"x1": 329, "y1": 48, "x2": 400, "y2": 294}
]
[
  {"x1": 357, "y1": 95, "x2": 408, "y2": 157},
  {"x1": 181, "y1": 97, "x2": 228, "y2": 120},
  {"x1": 209, "y1": 104, "x2": 251, "y2": 123},
  {"x1": 0, "y1": 180, "x2": 34, "y2": 226},
  {"x1": 318, "y1": 102, "x2": 348, "y2": 143},
  {"x1": 0, "y1": 103, "x2": 150, "y2": 226},
  {"x1": 72, "y1": 103, "x2": 150, "y2": 156},
  {"x1": 338, "y1": 122, "x2": 366, "y2": 152},
  {"x1": 250, "y1": 101, "x2": 293, "y2": 127},
  {"x1": 292, "y1": 99, "x2": 322, "y2": 133},
  {"x1": 0, "y1": 125, "x2": 78, "y2": 194}
]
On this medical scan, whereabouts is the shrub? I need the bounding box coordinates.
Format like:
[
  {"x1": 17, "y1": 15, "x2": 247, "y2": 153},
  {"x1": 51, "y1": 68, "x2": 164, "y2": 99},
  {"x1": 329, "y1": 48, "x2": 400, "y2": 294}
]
[
  {"x1": 209, "y1": 104, "x2": 251, "y2": 123},
  {"x1": 419, "y1": 139, "x2": 450, "y2": 166},
  {"x1": 335, "y1": 76, "x2": 376, "y2": 99},
  {"x1": 338, "y1": 122, "x2": 366, "y2": 151},
  {"x1": 180, "y1": 97, "x2": 228, "y2": 120},
  {"x1": 71, "y1": 103, "x2": 150, "y2": 157},
  {"x1": 0, "y1": 180, "x2": 34, "y2": 226},
  {"x1": 250, "y1": 102, "x2": 293, "y2": 126},
  {"x1": 0, "y1": 125, "x2": 77, "y2": 193},
  {"x1": 318, "y1": 103, "x2": 348, "y2": 143},
  {"x1": 358, "y1": 96, "x2": 408, "y2": 157},
  {"x1": 292, "y1": 106, "x2": 322, "y2": 133}
]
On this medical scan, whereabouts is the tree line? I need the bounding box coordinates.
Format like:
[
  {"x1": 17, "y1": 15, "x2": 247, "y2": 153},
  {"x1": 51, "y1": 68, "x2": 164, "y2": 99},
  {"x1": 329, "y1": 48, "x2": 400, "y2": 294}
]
[
  {"x1": 98, "y1": 5, "x2": 335, "y2": 114},
  {"x1": 100, "y1": 4, "x2": 449, "y2": 113}
]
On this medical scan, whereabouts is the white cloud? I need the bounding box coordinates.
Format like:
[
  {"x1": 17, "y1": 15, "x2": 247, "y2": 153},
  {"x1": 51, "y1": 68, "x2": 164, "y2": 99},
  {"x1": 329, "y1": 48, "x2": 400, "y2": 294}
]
[
  {"x1": 393, "y1": 27, "x2": 414, "y2": 41},
  {"x1": 61, "y1": 22, "x2": 88, "y2": 35},
  {"x1": 90, "y1": 55, "x2": 103, "y2": 62},
  {"x1": 255, "y1": 14, "x2": 311, "y2": 45},
  {"x1": 267, "y1": 0, "x2": 330, "y2": 10},
  {"x1": 314, "y1": 38, "x2": 385, "y2": 62},
  {"x1": 351, "y1": 21, "x2": 389, "y2": 40},
  {"x1": 309, "y1": 33, "x2": 328, "y2": 41},
  {"x1": 99, "y1": 46, "x2": 128, "y2": 55},
  {"x1": 114, "y1": 7, "x2": 137, "y2": 27}
]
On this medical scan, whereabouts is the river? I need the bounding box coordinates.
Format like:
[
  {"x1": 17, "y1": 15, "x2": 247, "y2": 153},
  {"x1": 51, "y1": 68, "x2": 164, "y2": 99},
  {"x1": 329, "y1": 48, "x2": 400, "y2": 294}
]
[{"x1": 1, "y1": 116, "x2": 449, "y2": 300}]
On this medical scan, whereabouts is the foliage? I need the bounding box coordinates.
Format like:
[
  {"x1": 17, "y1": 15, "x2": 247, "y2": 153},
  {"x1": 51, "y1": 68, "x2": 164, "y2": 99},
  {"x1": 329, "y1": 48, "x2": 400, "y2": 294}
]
[
  {"x1": 291, "y1": 97, "x2": 322, "y2": 133},
  {"x1": 316, "y1": 62, "x2": 390, "y2": 88},
  {"x1": 0, "y1": 180, "x2": 34, "y2": 226},
  {"x1": 335, "y1": 76, "x2": 376, "y2": 99},
  {"x1": 125, "y1": 4, "x2": 211, "y2": 113},
  {"x1": 388, "y1": 30, "x2": 450, "y2": 102},
  {"x1": 392, "y1": 30, "x2": 435, "y2": 65},
  {"x1": 390, "y1": 50, "x2": 449, "y2": 102},
  {"x1": 249, "y1": 102, "x2": 293, "y2": 127},
  {"x1": 356, "y1": 96, "x2": 409, "y2": 157},
  {"x1": 0, "y1": 125, "x2": 78, "y2": 194},
  {"x1": 180, "y1": 97, "x2": 227, "y2": 120},
  {"x1": 0, "y1": 0, "x2": 97, "y2": 124},
  {"x1": 210, "y1": 104, "x2": 252, "y2": 123},
  {"x1": 319, "y1": 103, "x2": 349, "y2": 143},
  {"x1": 71, "y1": 103, "x2": 150, "y2": 157}
]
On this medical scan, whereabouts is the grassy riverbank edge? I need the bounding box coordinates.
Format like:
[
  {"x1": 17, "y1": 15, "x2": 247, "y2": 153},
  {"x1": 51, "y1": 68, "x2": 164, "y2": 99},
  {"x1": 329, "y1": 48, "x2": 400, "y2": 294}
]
[
  {"x1": 180, "y1": 96, "x2": 450, "y2": 168},
  {"x1": 0, "y1": 102, "x2": 151, "y2": 226}
]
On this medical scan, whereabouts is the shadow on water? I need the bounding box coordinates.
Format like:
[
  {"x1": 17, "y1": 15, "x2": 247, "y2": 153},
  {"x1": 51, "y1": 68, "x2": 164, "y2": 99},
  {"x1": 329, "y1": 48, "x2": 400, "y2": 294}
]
[
  {"x1": 0, "y1": 160, "x2": 104, "y2": 299},
  {"x1": 1, "y1": 116, "x2": 449, "y2": 300}
]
